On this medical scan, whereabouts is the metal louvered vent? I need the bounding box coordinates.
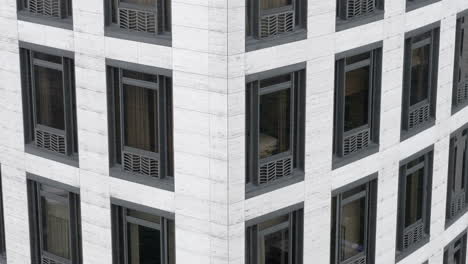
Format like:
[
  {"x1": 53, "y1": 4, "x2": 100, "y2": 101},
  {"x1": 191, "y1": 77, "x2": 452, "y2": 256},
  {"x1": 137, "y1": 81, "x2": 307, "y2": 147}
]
[
  {"x1": 402, "y1": 221, "x2": 424, "y2": 250},
  {"x1": 42, "y1": 256, "x2": 64, "y2": 264},
  {"x1": 450, "y1": 191, "x2": 466, "y2": 219},
  {"x1": 122, "y1": 150, "x2": 160, "y2": 178},
  {"x1": 35, "y1": 128, "x2": 66, "y2": 155},
  {"x1": 343, "y1": 128, "x2": 370, "y2": 156},
  {"x1": 28, "y1": 0, "x2": 62, "y2": 18},
  {"x1": 259, "y1": 10, "x2": 295, "y2": 39},
  {"x1": 349, "y1": 255, "x2": 366, "y2": 264},
  {"x1": 408, "y1": 103, "x2": 430, "y2": 129},
  {"x1": 457, "y1": 80, "x2": 468, "y2": 105},
  {"x1": 118, "y1": 7, "x2": 156, "y2": 33},
  {"x1": 258, "y1": 156, "x2": 292, "y2": 184},
  {"x1": 346, "y1": 0, "x2": 375, "y2": 19}
]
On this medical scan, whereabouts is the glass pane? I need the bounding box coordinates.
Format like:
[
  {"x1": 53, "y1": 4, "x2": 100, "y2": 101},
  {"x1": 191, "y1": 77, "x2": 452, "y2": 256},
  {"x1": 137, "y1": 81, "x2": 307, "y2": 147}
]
[
  {"x1": 259, "y1": 89, "x2": 291, "y2": 159},
  {"x1": 405, "y1": 167, "x2": 424, "y2": 227},
  {"x1": 454, "y1": 248, "x2": 462, "y2": 264},
  {"x1": 41, "y1": 197, "x2": 70, "y2": 259},
  {"x1": 260, "y1": 228, "x2": 289, "y2": 264},
  {"x1": 127, "y1": 209, "x2": 160, "y2": 224},
  {"x1": 340, "y1": 197, "x2": 366, "y2": 261},
  {"x1": 127, "y1": 223, "x2": 161, "y2": 264},
  {"x1": 33, "y1": 52, "x2": 62, "y2": 64},
  {"x1": 410, "y1": 44, "x2": 430, "y2": 106},
  {"x1": 344, "y1": 66, "x2": 370, "y2": 132},
  {"x1": 121, "y1": 0, "x2": 156, "y2": 6},
  {"x1": 34, "y1": 65, "x2": 65, "y2": 130},
  {"x1": 123, "y1": 85, "x2": 158, "y2": 152},
  {"x1": 260, "y1": 0, "x2": 292, "y2": 10},
  {"x1": 167, "y1": 220, "x2": 175, "y2": 264},
  {"x1": 123, "y1": 70, "x2": 158, "y2": 83}
]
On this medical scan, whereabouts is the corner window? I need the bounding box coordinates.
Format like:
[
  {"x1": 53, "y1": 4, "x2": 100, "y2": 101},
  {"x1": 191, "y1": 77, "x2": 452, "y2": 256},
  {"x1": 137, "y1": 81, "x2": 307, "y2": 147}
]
[
  {"x1": 444, "y1": 232, "x2": 467, "y2": 264},
  {"x1": 27, "y1": 179, "x2": 81, "y2": 264},
  {"x1": 331, "y1": 177, "x2": 377, "y2": 264},
  {"x1": 17, "y1": 0, "x2": 73, "y2": 28},
  {"x1": 333, "y1": 46, "x2": 382, "y2": 167},
  {"x1": 396, "y1": 148, "x2": 433, "y2": 259},
  {"x1": 107, "y1": 64, "x2": 173, "y2": 187},
  {"x1": 245, "y1": 0, "x2": 307, "y2": 51},
  {"x1": 246, "y1": 66, "x2": 305, "y2": 193},
  {"x1": 401, "y1": 26, "x2": 439, "y2": 139},
  {"x1": 111, "y1": 203, "x2": 175, "y2": 264},
  {"x1": 446, "y1": 126, "x2": 468, "y2": 225},
  {"x1": 104, "y1": 0, "x2": 171, "y2": 45},
  {"x1": 20, "y1": 46, "x2": 78, "y2": 162},
  {"x1": 453, "y1": 13, "x2": 468, "y2": 112},
  {"x1": 336, "y1": 0, "x2": 384, "y2": 30},
  {"x1": 246, "y1": 207, "x2": 303, "y2": 264}
]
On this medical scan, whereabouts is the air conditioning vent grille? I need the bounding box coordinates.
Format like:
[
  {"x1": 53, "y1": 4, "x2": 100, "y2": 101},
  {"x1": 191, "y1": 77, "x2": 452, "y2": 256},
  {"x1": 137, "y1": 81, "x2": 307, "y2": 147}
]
[
  {"x1": 258, "y1": 156, "x2": 292, "y2": 185},
  {"x1": 118, "y1": 7, "x2": 156, "y2": 33},
  {"x1": 28, "y1": 0, "x2": 61, "y2": 18},
  {"x1": 343, "y1": 128, "x2": 370, "y2": 156},
  {"x1": 35, "y1": 128, "x2": 66, "y2": 155},
  {"x1": 122, "y1": 150, "x2": 160, "y2": 178},
  {"x1": 408, "y1": 103, "x2": 430, "y2": 130}
]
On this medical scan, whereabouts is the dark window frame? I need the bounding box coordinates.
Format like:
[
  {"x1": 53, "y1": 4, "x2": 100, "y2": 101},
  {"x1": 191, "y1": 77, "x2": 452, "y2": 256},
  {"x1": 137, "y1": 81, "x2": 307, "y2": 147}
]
[
  {"x1": 333, "y1": 42, "x2": 382, "y2": 169},
  {"x1": 395, "y1": 146, "x2": 433, "y2": 261},
  {"x1": 245, "y1": 63, "x2": 306, "y2": 198},
  {"x1": 111, "y1": 198, "x2": 175, "y2": 264},
  {"x1": 27, "y1": 175, "x2": 82, "y2": 264},
  {"x1": 330, "y1": 174, "x2": 377, "y2": 264},
  {"x1": 16, "y1": 0, "x2": 73, "y2": 30},
  {"x1": 335, "y1": 0, "x2": 385, "y2": 31},
  {"x1": 20, "y1": 42, "x2": 79, "y2": 166},
  {"x1": 104, "y1": 0, "x2": 172, "y2": 46},
  {"x1": 107, "y1": 59, "x2": 174, "y2": 191},
  {"x1": 406, "y1": 0, "x2": 441, "y2": 12},
  {"x1": 443, "y1": 231, "x2": 467, "y2": 264},
  {"x1": 0, "y1": 167, "x2": 6, "y2": 263},
  {"x1": 452, "y1": 11, "x2": 468, "y2": 114},
  {"x1": 401, "y1": 23, "x2": 440, "y2": 141}
]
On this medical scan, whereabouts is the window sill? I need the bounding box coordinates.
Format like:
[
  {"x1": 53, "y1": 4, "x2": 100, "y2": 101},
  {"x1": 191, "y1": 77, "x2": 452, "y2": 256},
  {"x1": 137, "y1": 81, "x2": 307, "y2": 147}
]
[
  {"x1": 445, "y1": 207, "x2": 468, "y2": 229},
  {"x1": 17, "y1": 11, "x2": 73, "y2": 30},
  {"x1": 336, "y1": 10, "x2": 384, "y2": 32},
  {"x1": 332, "y1": 143, "x2": 379, "y2": 170},
  {"x1": 24, "y1": 143, "x2": 79, "y2": 167},
  {"x1": 245, "y1": 170, "x2": 304, "y2": 199},
  {"x1": 109, "y1": 166, "x2": 174, "y2": 192},
  {"x1": 395, "y1": 235, "x2": 430, "y2": 263},
  {"x1": 105, "y1": 26, "x2": 172, "y2": 47},
  {"x1": 400, "y1": 118, "x2": 435, "y2": 142},
  {"x1": 245, "y1": 28, "x2": 307, "y2": 52},
  {"x1": 406, "y1": 0, "x2": 441, "y2": 12}
]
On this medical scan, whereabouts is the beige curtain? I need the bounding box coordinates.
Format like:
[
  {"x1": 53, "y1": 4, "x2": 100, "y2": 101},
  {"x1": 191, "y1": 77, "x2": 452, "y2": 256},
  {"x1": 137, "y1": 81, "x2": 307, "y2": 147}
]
[{"x1": 260, "y1": 0, "x2": 290, "y2": 10}]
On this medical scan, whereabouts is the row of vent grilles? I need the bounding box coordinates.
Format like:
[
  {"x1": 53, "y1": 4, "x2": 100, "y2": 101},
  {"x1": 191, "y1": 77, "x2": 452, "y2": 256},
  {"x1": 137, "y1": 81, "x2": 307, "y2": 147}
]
[
  {"x1": 457, "y1": 81, "x2": 468, "y2": 105},
  {"x1": 343, "y1": 128, "x2": 370, "y2": 156},
  {"x1": 346, "y1": 0, "x2": 375, "y2": 19},
  {"x1": 118, "y1": 7, "x2": 156, "y2": 34},
  {"x1": 259, "y1": 10, "x2": 295, "y2": 39},
  {"x1": 42, "y1": 255, "x2": 64, "y2": 264},
  {"x1": 402, "y1": 221, "x2": 424, "y2": 250},
  {"x1": 259, "y1": 156, "x2": 292, "y2": 185},
  {"x1": 123, "y1": 150, "x2": 160, "y2": 178},
  {"x1": 450, "y1": 191, "x2": 466, "y2": 219},
  {"x1": 28, "y1": 0, "x2": 61, "y2": 18},
  {"x1": 408, "y1": 103, "x2": 430, "y2": 130},
  {"x1": 35, "y1": 128, "x2": 66, "y2": 155}
]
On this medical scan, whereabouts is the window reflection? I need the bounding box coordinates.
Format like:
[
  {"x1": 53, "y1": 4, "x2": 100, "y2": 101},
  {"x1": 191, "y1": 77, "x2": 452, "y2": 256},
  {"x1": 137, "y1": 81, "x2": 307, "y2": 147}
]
[
  {"x1": 340, "y1": 197, "x2": 365, "y2": 261},
  {"x1": 344, "y1": 66, "x2": 370, "y2": 132},
  {"x1": 405, "y1": 159, "x2": 424, "y2": 227},
  {"x1": 34, "y1": 65, "x2": 65, "y2": 130},
  {"x1": 410, "y1": 45, "x2": 430, "y2": 106},
  {"x1": 41, "y1": 196, "x2": 70, "y2": 259},
  {"x1": 258, "y1": 215, "x2": 290, "y2": 264}
]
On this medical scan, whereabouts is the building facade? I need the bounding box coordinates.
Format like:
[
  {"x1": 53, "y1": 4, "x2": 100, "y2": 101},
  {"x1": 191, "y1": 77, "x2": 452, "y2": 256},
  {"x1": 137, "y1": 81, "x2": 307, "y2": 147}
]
[{"x1": 0, "y1": 0, "x2": 467, "y2": 263}]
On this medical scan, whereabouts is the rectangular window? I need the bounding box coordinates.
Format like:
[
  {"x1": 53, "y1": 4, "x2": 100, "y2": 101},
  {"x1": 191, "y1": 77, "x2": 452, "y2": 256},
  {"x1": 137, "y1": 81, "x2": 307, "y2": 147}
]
[
  {"x1": 20, "y1": 45, "x2": 78, "y2": 160},
  {"x1": 245, "y1": 207, "x2": 303, "y2": 264},
  {"x1": 17, "y1": 0, "x2": 73, "y2": 27},
  {"x1": 107, "y1": 64, "x2": 173, "y2": 184},
  {"x1": 27, "y1": 179, "x2": 81, "y2": 264},
  {"x1": 446, "y1": 126, "x2": 468, "y2": 225},
  {"x1": 444, "y1": 232, "x2": 467, "y2": 264},
  {"x1": 336, "y1": 0, "x2": 384, "y2": 29},
  {"x1": 111, "y1": 203, "x2": 175, "y2": 264},
  {"x1": 245, "y1": 0, "x2": 307, "y2": 50},
  {"x1": 396, "y1": 148, "x2": 433, "y2": 259},
  {"x1": 453, "y1": 13, "x2": 468, "y2": 112},
  {"x1": 401, "y1": 25, "x2": 439, "y2": 138},
  {"x1": 333, "y1": 46, "x2": 382, "y2": 165},
  {"x1": 246, "y1": 66, "x2": 305, "y2": 191},
  {"x1": 331, "y1": 176, "x2": 377, "y2": 264}
]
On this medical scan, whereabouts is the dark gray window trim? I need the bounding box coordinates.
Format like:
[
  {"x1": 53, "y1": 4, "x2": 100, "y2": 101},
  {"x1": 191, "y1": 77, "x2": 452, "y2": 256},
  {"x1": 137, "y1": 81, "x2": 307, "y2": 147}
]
[
  {"x1": 110, "y1": 197, "x2": 174, "y2": 220},
  {"x1": 406, "y1": 0, "x2": 441, "y2": 12},
  {"x1": 26, "y1": 172, "x2": 80, "y2": 194},
  {"x1": 333, "y1": 42, "x2": 383, "y2": 169},
  {"x1": 443, "y1": 231, "x2": 467, "y2": 264},
  {"x1": 19, "y1": 41, "x2": 74, "y2": 59},
  {"x1": 17, "y1": 11, "x2": 73, "y2": 30},
  {"x1": 400, "y1": 23, "x2": 440, "y2": 141},
  {"x1": 335, "y1": 0, "x2": 385, "y2": 32},
  {"x1": 452, "y1": 10, "x2": 468, "y2": 114},
  {"x1": 245, "y1": 62, "x2": 306, "y2": 83},
  {"x1": 246, "y1": 202, "x2": 304, "y2": 227},
  {"x1": 395, "y1": 145, "x2": 433, "y2": 262},
  {"x1": 105, "y1": 58, "x2": 171, "y2": 77}
]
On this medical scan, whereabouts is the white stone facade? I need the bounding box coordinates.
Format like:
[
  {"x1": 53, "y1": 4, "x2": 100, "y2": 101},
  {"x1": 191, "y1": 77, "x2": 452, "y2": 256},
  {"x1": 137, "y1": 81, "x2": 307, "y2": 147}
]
[{"x1": 0, "y1": 0, "x2": 467, "y2": 263}]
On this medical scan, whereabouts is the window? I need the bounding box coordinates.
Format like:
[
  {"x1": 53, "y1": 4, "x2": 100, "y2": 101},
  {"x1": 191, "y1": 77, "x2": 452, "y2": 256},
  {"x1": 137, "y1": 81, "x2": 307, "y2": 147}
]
[
  {"x1": 336, "y1": 0, "x2": 384, "y2": 30},
  {"x1": 20, "y1": 44, "x2": 78, "y2": 162},
  {"x1": 331, "y1": 176, "x2": 377, "y2": 264},
  {"x1": 245, "y1": 0, "x2": 307, "y2": 50},
  {"x1": 333, "y1": 45, "x2": 382, "y2": 166},
  {"x1": 246, "y1": 65, "x2": 305, "y2": 192},
  {"x1": 27, "y1": 178, "x2": 81, "y2": 264},
  {"x1": 111, "y1": 202, "x2": 175, "y2": 264},
  {"x1": 453, "y1": 13, "x2": 468, "y2": 112},
  {"x1": 401, "y1": 25, "x2": 439, "y2": 139},
  {"x1": 245, "y1": 206, "x2": 303, "y2": 264},
  {"x1": 17, "y1": 0, "x2": 73, "y2": 28},
  {"x1": 104, "y1": 0, "x2": 171, "y2": 45},
  {"x1": 446, "y1": 126, "x2": 468, "y2": 225},
  {"x1": 444, "y1": 232, "x2": 467, "y2": 264},
  {"x1": 395, "y1": 148, "x2": 433, "y2": 259},
  {"x1": 107, "y1": 62, "x2": 173, "y2": 186}
]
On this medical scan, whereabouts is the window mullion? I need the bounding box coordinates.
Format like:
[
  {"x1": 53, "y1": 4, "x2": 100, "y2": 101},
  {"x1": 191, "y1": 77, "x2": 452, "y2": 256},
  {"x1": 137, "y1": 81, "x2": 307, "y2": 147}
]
[
  {"x1": 119, "y1": 69, "x2": 126, "y2": 158},
  {"x1": 158, "y1": 76, "x2": 167, "y2": 179}
]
